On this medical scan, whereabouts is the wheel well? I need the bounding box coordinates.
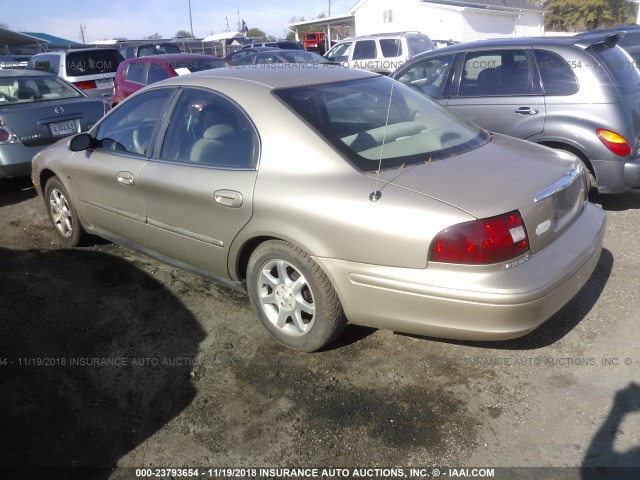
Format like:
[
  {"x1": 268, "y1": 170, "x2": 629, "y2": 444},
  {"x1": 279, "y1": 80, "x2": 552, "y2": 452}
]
[
  {"x1": 235, "y1": 236, "x2": 279, "y2": 282},
  {"x1": 39, "y1": 169, "x2": 57, "y2": 194},
  {"x1": 538, "y1": 141, "x2": 595, "y2": 177}
]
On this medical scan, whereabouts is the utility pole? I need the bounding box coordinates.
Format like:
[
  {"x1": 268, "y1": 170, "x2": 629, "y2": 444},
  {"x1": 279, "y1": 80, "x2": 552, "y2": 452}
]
[
  {"x1": 188, "y1": 0, "x2": 194, "y2": 37},
  {"x1": 328, "y1": 0, "x2": 331, "y2": 17},
  {"x1": 79, "y1": 24, "x2": 86, "y2": 44}
]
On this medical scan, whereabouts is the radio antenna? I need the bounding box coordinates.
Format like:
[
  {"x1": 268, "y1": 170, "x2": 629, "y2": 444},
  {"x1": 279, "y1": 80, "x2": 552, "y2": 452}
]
[{"x1": 370, "y1": 77, "x2": 397, "y2": 202}]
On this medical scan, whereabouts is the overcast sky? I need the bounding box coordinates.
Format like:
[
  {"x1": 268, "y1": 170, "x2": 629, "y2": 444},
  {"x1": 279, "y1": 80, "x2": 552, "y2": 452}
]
[{"x1": 1, "y1": 0, "x2": 352, "y2": 42}]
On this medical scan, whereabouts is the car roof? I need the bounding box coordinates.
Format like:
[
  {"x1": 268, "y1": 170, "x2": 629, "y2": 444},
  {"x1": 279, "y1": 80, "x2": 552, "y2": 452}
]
[
  {"x1": 156, "y1": 64, "x2": 377, "y2": 90},
  {"x1": 405, "y1": 33, "x2": 624, "y2": 59},
  {"x1": 125, "y1": 53, "x2": 221, "y2": 62},
  {"x1": 334, "y1": 31, "x2": 428, "y2": 43},
  {"x1": 0, "y1": 69, "x2": 56, "y2": 78},
  {"x1": 36, "y1": 48, "x2": 121, "y2": 56}
]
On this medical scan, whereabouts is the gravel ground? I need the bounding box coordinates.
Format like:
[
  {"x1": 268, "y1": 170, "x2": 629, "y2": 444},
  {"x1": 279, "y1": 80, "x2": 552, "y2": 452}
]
[{"x1": 0, "y1": 178, "x2": 638, "y2": 480}]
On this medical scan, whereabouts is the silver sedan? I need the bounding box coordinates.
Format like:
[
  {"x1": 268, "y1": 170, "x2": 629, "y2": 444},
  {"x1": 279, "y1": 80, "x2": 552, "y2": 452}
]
[{"x1": 32, "y1": 66, "x2": 606, "y2": 351}]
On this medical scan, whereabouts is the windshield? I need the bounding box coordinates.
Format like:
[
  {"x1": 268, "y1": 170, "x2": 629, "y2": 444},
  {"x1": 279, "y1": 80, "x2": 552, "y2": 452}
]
[
  {"x1": 274, "y1": 76, "x2": 489, "y2": 172},
  {"x1": 0, "y1": 75, "x2": 83, "y2": 105}
]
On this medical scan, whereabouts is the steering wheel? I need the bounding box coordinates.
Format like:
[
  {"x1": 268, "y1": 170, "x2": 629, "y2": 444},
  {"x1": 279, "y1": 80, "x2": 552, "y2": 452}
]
[{"x1": 132, "y1": 119, "x2": 157, "y2": 155}]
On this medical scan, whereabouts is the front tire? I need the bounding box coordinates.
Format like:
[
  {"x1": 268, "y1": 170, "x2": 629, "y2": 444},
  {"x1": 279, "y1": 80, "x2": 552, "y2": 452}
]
[
  {"x1": 44, "y1": 176, "x2": 88, "y2": 247},
  {"x1": 247, "y1": 240, "x2": 346, "y2": 352}
]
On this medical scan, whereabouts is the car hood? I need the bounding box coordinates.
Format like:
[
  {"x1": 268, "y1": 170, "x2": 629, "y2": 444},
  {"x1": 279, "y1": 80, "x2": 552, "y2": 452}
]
[{"x1": 371, "y1": 133, "x2": 578, "y2": 219}]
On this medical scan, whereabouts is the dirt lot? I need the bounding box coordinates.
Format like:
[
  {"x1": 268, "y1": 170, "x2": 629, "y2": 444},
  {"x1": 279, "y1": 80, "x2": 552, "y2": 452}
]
[{"x1": 0, "y1": 177, "x2": 639, "y2": 480}]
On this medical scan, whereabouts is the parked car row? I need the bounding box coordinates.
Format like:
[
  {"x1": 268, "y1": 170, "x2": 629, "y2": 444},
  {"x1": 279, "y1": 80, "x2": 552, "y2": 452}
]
[
  {"x1": 0, "y1": 70, "x2": 109, "y2": 178},
  {"x1": 31, "y1": 66, "x2": 605, "y2": 352},
  {"x1": 324, "y1": 31, "x2": 434, "y2": 75},
  {"x1": 6, "y1": 25, "x2": 640, "y2": 352},
  {"x1": 112, "y1": 53, "x2": 226, "y2": 105},
  {"x1": 391, "y1": 33, "x2": 640, "y2": 194}
]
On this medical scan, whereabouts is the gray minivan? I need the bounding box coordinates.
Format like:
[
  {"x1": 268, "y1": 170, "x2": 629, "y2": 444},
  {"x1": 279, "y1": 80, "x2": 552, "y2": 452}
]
[{"x1": 392, "y1": 34, "x2": 640, "y2": 194}]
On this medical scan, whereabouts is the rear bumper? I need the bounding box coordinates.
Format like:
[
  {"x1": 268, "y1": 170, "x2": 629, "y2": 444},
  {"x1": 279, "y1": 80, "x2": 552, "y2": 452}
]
[
  {"x1": 0, "y1": 143, "x2": 41, "y2": 179},
  {"x1": 624, "y1": 156, "x2": 640, "y2": 188},
  {"x1": 592, "y1": 156, "x2": 640, "y2": 193},
  {"x1": 314, "y1": 203, "x2": 606, "y2": 341}
]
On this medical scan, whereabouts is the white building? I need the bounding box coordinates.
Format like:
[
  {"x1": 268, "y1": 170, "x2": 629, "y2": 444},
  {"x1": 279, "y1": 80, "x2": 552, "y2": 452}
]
[
  {"x1": 287, "y1": 0, "x2": 545, "y2": 47},
  {"x1": 350, "y1": 0, "x2": 544, "y2": 42}
]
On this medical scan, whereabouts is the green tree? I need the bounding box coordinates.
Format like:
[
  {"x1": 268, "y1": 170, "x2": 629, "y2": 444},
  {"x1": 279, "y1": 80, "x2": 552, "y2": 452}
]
[
  {"x1": 544, "y1": 0, "x2": 636, "y2": 32},
  {"x1": 246, "y1": 27, "x2": 268, "y2": 39},
  {"x1": 175, "y1": 30, "x2": 193, "y2": 38},
  {"x1": 144, "y1": 33, "x2": 162, "y2": 40}
]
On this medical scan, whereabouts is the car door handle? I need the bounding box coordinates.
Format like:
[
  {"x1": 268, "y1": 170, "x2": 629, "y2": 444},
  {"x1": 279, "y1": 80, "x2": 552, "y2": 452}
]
[
  {"x1": 116, "y1": 171, "x2": 134, "y2": 186},
  {"x1": 515, "y1": 107, "x2": 539, "y2": 115},
  {"x1": 214, "y1": 189, "x2": 243, "y2": 208}
]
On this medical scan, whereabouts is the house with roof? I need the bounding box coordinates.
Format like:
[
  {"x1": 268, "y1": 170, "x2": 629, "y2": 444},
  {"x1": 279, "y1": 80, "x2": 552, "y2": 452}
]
[
  {"x1": 288, "y1": 0, "x2": 544, "y2": 48},
  {"x1": 350, "y1": 0, "x2": 544, "y2": 41}
]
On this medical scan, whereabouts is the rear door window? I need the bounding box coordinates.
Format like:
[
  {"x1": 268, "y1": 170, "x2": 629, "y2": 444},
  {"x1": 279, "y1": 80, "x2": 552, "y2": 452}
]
[
  {"x1": 534, "y1": 49, "x2": 578, "y2": 96},
  {"x1": 380, "y1": 39, "x2": 402, "y2": 58},
  {"x1": 459, "y1": 49, "x2": 533, "y2": 96},
  {"x1": 352, "y1": 40, "x2": 377, "y2": 60},
  {"x1": 147, "y1": 63, "x2": 171, "y2": 84},
  {"x1": 125, "y1": 62, "x2": 146, "y2": 84},
  {"x1": 160, "y1": 88, "x2": 258, "y2": 169}
]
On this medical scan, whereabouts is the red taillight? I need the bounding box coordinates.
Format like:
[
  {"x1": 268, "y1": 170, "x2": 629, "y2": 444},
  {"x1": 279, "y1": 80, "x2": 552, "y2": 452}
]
[
  {"x1": 596, "y1": 128, "x2": 631, "y2": 157},
  {"x1": 0, "y1": 119, "x2": 19, "y2": 144},
  {"x1": 73, "y1": 80, "x2": 97, "y2": 90},
  {"x1": 431, "y1": 211, "x2": 529, "y2": 264}
]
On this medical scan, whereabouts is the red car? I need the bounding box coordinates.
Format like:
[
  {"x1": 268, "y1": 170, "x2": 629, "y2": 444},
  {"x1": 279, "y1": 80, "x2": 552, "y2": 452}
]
[{"x1": 112, "y1": 53, "x2": 226, "y2": 105}]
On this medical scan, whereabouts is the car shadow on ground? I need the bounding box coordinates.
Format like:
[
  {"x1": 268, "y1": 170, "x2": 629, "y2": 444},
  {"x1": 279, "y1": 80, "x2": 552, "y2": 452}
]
[
  {"x1": 0, "y1": 177, "x2": 37, "y2": 208},
  {"x1": 0, "y1": 247, "x2": 206, "y2": 479},
  {"x1": 581, "y1": 383, "x2": 640, "y2": 479},
  {"x1": 397, "y1": 248, "x2": 614, "y2": 351},
  {"x1": 591, "y1": 188, "x2": 640, "y2": 211}
]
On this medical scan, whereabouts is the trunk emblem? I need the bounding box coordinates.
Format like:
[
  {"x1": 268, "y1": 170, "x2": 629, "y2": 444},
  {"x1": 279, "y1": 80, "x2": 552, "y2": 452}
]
[
  {"x1": 536, "y1": 219, "x2": 552, "y2": 236},
  {"x1": 54, "y1": 106, "x2": 64, "y2": 114}
]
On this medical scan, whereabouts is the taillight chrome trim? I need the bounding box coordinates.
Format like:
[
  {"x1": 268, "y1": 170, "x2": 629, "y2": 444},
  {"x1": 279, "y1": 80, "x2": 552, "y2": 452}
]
[{"x1": 534, "y1": 164, "x2": 583, "y2": 203}]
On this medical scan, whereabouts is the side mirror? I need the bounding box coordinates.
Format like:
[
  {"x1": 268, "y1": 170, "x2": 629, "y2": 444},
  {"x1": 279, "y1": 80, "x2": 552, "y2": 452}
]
[{"x1": 68, "y1": 133, "x2": 94, "y2": 152}]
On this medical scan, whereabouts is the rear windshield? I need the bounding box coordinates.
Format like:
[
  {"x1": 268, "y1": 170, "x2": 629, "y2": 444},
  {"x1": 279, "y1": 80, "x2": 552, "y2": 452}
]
[
  {"x1": 0, "y1": 75, "x2": 83, "y2": 105},
  {"x1": 279, "y1": 51, "x2": 331, "y2": 64},
  {"x1": 590, "y1": 44, "x2": 640, "y2": 93},
  {"x1": 274, "y1": 76, "x2": 489, "y2": 172},
  {"x1": 138, "y1": 44, "x2": 181, "y2": 56},
  {"x1": 168, "y1": 59, "x2": 225, "y2": 73},
  {"x1": 407, "y1": 35, "x2": 434, "y2": 57},
  {"x1": 66, "y1": 50, "x2": 123, "y2": 77}
]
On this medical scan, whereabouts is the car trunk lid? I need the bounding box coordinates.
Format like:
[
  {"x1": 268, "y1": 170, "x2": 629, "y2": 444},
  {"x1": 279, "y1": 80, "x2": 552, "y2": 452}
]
[
  {"x1": 372, "y1": 134, "x2": 589, "y2": 254},
  {"x1": 0, "y1": 98, "x2": 103, "y2": 147}
]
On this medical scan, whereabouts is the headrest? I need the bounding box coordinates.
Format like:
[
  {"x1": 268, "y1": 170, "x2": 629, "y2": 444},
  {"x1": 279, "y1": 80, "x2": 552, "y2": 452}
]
[{"x1": 203, "y1": 124, "x2": 234, "y2": 140}]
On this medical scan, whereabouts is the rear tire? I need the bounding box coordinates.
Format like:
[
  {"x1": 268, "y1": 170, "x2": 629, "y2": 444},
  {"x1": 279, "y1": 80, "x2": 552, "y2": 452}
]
[
  {"x1": 247, "y1": 240, "x2": 347, "y2": 352},
  {"x1": 44, "y1": 176, "x2": 88, "y2": 247}
]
